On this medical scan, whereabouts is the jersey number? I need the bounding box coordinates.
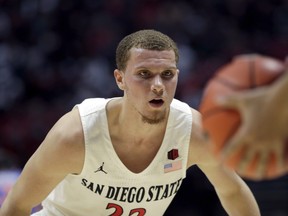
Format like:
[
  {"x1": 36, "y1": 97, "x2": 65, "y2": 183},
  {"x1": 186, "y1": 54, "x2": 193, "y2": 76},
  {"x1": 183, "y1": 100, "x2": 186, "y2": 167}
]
[{"x1": 107, "y1": 203, "x2": 146, "y2": 216}]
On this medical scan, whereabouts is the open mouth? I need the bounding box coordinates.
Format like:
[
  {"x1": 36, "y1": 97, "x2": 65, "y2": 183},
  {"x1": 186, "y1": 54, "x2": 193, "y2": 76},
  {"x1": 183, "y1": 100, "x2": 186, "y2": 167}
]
[{"x1": 149, "y1": 99, "x2": 164, "y2": 107}]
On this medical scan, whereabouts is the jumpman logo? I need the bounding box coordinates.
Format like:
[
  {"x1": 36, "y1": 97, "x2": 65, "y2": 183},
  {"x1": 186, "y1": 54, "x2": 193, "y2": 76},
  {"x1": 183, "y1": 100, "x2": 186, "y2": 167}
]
[{"x1": 94, "y1": 162, "x2": 107, "y2": 174}]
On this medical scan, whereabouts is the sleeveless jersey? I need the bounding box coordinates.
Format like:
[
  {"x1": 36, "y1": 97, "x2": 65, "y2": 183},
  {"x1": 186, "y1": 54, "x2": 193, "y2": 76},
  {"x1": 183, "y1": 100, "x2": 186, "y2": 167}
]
[{"x1": 38, "y1": 98, "x2": 192, "y2": 216}]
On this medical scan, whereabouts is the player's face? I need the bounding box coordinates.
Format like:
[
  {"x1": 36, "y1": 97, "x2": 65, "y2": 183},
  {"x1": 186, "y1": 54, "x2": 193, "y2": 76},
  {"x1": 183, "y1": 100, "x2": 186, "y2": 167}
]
[{"x1": 115, "y1": 48, "x2": 179, "y2": 124}]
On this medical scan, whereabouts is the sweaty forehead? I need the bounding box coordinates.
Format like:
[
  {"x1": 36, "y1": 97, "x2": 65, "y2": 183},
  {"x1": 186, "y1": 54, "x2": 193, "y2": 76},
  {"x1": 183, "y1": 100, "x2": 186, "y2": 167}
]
[{"x1": 129, "y1": 48, "x2": 177, "y2": 66}]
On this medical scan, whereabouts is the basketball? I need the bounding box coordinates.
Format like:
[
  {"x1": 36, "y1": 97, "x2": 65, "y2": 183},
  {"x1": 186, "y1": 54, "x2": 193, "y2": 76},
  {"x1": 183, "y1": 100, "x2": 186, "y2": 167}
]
[{"x1": 199, "y1": 54, "x2": 285, "y2": 178}]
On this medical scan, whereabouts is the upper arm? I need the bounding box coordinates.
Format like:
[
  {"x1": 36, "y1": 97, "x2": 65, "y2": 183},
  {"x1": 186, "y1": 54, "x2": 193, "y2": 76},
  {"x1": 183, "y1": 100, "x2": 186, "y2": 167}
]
[
  {"x1": 187, "y1": 108, "x2": 244, "y2": 194},
  {"x1": 187, "y1": 108, "x2": 215, "y2": 167},
  {"x1": 186, "y1": 108, "x2": 260, "y2": 216},
  {"x1": 3, "y1": 108, "x2": 85, "y2": 211}
]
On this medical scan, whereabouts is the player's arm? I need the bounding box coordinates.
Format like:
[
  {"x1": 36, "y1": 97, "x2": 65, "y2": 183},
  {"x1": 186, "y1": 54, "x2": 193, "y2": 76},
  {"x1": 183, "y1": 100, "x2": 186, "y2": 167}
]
[
  {"x1": 0, "y1": 108, "x2": 85, "y2": 216},
  {"x1": 187, "y1": 109, "x2": 260, "y2": 216}
]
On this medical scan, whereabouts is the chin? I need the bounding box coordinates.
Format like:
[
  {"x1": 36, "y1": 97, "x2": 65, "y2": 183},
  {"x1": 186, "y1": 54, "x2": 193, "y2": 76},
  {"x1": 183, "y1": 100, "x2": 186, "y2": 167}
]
[
  {"x1": 141, "y1": 112, "x2": 166, "y2": 125},
  {"x1": 142, "y1": 116, "x2": 165, "y2": 124}
]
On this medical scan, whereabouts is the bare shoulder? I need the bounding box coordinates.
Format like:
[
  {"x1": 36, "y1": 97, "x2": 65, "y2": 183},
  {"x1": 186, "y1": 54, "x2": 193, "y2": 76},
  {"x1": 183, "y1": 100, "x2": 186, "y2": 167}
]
[
  {"x1": 190, "y1": 108, "x2": 202, "y2": 128},
  {"x1": 50, "y1": 107, "x2": 84, "y2": 151},
  {"x1": 187, "y1": 107, "x2": 218, "y2": 167},
  {"x1": 1, "y1": 108, "x2": 85, "y2": 209},
  {"x1": 33, "y1": 107, "x2": 85, "y2": 175}
]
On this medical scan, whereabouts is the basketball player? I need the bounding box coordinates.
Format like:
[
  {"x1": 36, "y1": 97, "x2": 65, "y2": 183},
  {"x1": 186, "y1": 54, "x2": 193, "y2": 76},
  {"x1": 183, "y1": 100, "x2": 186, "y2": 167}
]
[
  {"x1": 217, "y1": 57, "x2": 288, "y2": 180},
  {"x1": 0, "y1": 30, "x2": 260, "y2": 216}
]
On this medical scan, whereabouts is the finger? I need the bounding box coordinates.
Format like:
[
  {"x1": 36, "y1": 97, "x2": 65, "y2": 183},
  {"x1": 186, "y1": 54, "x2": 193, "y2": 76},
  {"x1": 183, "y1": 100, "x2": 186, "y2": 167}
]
[
  {"x1": 217, "y1": 84, "x2": 270, "y2": 109},
  {"x1": 215, "y1": 88, "x2": 263, "y2": 109},
  {"x1": 221, "y1": 127, "x2": 248, "y2": 159},
  {"x1": 274, "y1": 141, "x2": 285, "y2": 174},
  {"x1": 255, "y1": 150, "x2": 269, "y2": 179},
  {"x1": 215, "y1": 95, "x2": 242, "y2": 109},
  {"x1": 236, "y1": 147, "x2": 256, "y2": 175}
]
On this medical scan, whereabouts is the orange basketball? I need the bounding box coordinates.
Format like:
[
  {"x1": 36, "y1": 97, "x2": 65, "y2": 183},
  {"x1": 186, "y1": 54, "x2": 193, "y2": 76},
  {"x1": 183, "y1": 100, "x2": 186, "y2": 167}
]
[{"x1": 199, "y1": 54, "x2": 285, "y2": 178}]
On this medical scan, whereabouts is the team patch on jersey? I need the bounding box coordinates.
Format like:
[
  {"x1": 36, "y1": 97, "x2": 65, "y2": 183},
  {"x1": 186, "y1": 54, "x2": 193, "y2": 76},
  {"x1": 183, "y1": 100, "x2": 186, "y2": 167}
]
[
  {"x1": 164, "y1": 160, "x2": 182, "y2": 173},
  {"x1": 167, "y1": 149, "x2": 179, "y2": 160}
]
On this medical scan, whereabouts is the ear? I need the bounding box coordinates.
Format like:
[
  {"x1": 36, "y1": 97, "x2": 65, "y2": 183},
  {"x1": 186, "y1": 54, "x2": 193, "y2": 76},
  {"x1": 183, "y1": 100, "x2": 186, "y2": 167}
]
[{"x1": 114, "y1": 69, "x2": 125, "y2": 90}]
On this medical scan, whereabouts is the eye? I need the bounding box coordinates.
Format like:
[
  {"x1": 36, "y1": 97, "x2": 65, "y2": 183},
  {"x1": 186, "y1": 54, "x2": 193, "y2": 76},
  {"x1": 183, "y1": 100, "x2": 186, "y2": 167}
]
[
  {"x1": 138, "y1": 70, "x2": 151, "y2": 78},
  {"x1": 161, "y1": 70, "x2": 174, "y2": 78}
]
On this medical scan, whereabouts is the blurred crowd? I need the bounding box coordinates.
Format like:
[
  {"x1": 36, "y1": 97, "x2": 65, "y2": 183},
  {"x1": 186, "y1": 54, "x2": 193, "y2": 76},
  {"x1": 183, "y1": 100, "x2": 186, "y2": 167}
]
[{"x1": 0, "y1": 0, "x2": 287, "y2": 215}]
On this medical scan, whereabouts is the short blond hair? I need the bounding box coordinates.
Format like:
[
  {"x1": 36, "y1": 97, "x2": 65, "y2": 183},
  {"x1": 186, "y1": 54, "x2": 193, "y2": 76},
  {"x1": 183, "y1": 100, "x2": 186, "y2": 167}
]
[{"x1": 116, "y1": 29, "x2": 179, "y2": 71}]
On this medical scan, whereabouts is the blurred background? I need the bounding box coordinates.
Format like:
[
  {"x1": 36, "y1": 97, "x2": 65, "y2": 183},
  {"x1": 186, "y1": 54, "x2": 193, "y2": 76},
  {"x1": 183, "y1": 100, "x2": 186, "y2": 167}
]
[{"x1": 0, "y1": 0, "x2": 287, "y2": 215}]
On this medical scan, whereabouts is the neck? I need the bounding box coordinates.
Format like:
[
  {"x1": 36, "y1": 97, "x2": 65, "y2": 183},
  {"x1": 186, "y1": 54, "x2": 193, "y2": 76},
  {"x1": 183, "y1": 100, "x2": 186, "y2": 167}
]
[{"x1": 106, "y1": 98, "x2": 169, "y2": 140}]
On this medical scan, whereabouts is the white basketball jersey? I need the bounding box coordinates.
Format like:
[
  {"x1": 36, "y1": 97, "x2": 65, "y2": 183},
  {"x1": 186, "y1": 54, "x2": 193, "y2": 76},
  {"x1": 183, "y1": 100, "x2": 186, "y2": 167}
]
[{"x1": 39, "y1": 98, "x2": 192, "y2": 216}]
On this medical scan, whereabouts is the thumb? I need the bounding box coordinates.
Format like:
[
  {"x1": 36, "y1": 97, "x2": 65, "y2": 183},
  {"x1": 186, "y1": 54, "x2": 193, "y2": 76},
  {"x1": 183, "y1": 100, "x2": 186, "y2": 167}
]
[{"x1": 215, "y1": 94, "x2": 241, "y2": 109}]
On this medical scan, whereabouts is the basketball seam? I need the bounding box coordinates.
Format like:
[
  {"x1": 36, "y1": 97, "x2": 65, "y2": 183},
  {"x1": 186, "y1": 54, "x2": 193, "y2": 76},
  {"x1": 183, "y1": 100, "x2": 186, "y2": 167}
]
[
  {"x1": 214, "y1": 76, "x2": 249, "y2": 90},
  {"x1": 201, "y1": 76, "x2": 247, "y2": 117},
  {"x1": 202, "y1": 107, "x2": 234, "y2": 119}
]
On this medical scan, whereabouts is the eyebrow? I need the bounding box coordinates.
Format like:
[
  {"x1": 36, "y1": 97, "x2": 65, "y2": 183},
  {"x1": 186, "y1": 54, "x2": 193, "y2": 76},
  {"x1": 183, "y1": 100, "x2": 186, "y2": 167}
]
[{"x1": 135, "y1": 66, "x2": 178, "y2": 70}]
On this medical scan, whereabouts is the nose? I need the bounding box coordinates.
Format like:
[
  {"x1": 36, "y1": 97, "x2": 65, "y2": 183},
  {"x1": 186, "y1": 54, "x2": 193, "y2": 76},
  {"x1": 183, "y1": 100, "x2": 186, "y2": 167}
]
[{"x1": 151, "y1": 76, "x2": 164, "y2": 95}]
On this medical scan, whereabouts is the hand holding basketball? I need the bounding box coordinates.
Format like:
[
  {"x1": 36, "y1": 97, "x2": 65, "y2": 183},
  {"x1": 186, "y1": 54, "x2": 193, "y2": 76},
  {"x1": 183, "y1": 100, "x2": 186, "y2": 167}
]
[{"x1": 199, "y1": 54, "x2": 288, "y2": 180}]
